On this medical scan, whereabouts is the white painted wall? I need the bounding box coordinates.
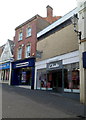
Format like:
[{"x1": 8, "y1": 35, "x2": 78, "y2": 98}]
[
  {"x1": 0, "y1": 40, "x2": 13, "y2": 63},
  {"x1": 0, "y1": 40, "x2": 13, "y2": 84}
]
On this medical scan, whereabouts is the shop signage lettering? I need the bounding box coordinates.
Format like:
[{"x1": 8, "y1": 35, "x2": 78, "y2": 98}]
[
  {"x1": 16, "y1": 62, "x2": 29, "y2": 68},
  {"x1": 12, "y1": 58, "x2": 35, "y2": 69},
  {"x1": 49, "y1": 63, "x2": 59, "y2": 69},
  {"x1": 0, "y1": 62, "x2": 10, "y2": 70},
  {"x1": 47, "y1": 60, "x2": 62, "y2": 70}
]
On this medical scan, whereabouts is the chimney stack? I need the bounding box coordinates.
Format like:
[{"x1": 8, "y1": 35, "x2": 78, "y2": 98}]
[{"x1": 46, "y1": 5, "x2": 53, "y2": 17}]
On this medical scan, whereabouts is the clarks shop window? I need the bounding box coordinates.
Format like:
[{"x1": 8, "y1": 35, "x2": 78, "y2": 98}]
[
  {"x1": 64, "y1": 62, "x2": 79, "y2": 92},
  {"x1": 36, "y1": 69, "x2": 47, "y2": 90}
]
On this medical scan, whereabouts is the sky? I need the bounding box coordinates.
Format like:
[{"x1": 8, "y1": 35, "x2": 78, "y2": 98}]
[{"x1": 0, "y1": 0, "x2": 77, "y2": 46}]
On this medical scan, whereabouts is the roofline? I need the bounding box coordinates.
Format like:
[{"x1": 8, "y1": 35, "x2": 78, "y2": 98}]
[
  {"x1": 37, "y1": 8, "x2": 78, "y2": 38},
  {"x1": 15, "y1": 14, "x2": 41, "y2": 30},
  {"x1": 8, "y1": 39, "x2": 13, "y2": 42},
  {"x1": 0, "y1": 44, "x2": 5, "y2": 48}
]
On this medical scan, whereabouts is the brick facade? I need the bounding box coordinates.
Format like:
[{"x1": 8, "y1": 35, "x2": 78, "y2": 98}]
[
  {"x1": 14, "y1": 18, "x2": 37, "y2": 60},
  {"x1": 13, "y1": 6, "x2": 61, "y2": 60}
]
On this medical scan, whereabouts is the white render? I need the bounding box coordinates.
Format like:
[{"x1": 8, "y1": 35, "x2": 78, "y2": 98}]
[
  {"x1": 0, "y1": 40, "x2": 13, "y2": 63},
  {"x1": 34, "y1": 50, "x2": 79, "y2": 89},
  {"x1": 0, "y1": 40, "x2": 14, "y2": 85}
]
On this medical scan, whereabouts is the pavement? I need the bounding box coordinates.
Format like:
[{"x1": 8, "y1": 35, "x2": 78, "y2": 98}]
[{"x1": 1, "y1": 83, "x2": 86, "y2": 119}]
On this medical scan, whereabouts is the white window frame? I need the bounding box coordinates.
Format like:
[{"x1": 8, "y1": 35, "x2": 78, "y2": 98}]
[
  {"x1": 26, "y1": 27, "x2": 31, "y2": 37},
  {"x1": 19, "y1": 32, "x2": 23, "y2": 41},
  {"x1": 17, "y1": 47, "x2": 22, "y2": 60},
  {"x1": 26, "y1": 45, "x2": 31, "y2": 58}
]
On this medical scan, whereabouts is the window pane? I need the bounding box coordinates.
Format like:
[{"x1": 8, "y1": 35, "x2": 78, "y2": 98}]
[
  {"x1": 27, "y1": 28, "x2": 31, "y2": 37},
  {"x1": 37, "y1": 69, "x2": 47, "y2": 90},
  {"x1": 19, "y1": 32, "x2": 22, "y2": 40},
  {"x1": 26, "y1": 45, "x2": 30, "y2": 57},
  {"x1": 18, "y1": 48, "x2": 22, "y2": 59},
  {"x1": 64, "y1": 63, "x2": 80, "y2": 90}
]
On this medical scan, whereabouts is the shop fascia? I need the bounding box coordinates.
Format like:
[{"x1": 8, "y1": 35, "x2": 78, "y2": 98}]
[
  {"x1": 0, "y1": 62, "x2": 10, "y2": 70},
  {"x1": 47, "y1": 60, "x2": 62, "y2": 70}
]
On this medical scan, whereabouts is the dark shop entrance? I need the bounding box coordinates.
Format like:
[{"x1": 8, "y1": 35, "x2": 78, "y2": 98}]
[
  {"x1": 47, "y1": 60, "x2": 63, "y2": 92},
  {"x1": 47, "y1": 69, "x2": 63, "y2": 92}
]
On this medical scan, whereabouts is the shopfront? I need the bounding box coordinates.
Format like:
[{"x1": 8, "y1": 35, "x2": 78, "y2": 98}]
[
  {"x1": 11, "y1": 58, "x2": 35, "y2": 89},
  {"x1": 0, "y1": 62, "x2": 10, "y2": 81},
  {"x1": 36, "y1": 60, "x2": 64, "y2": 92},
  {"x1": 47, "y1": 60, "x2": 63, "y2": 92},
  {"x1": 36, "y1": 61, "x2": 80, "y2": 93},
  {"x1": 63, "y1": 62, "x2": 80, "y2": 93}
]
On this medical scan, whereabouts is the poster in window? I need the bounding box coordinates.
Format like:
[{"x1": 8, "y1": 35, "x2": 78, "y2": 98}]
[{"x1": 21, "y1": 72, "x2": 26, "y2": 83}]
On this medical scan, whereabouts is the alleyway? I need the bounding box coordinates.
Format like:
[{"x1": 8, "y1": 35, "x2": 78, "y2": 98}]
[{"x1": 2, "y1": 84, "x2": 85, "y2": 118}]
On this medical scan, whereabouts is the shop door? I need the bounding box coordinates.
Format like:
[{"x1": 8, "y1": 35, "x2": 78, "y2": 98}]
[{"x1": 52, "y1": 69, "x2": 63, "y2": 93}]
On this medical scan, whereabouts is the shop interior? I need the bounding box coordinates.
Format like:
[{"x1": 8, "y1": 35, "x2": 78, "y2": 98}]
[
  {"x1": 37, "y1": 62, "x2": 80, "y2": 93},
  {"x1": 17, "y1": 67, "x2": 32, "y2": 85},
  {"x1": 47, "y1": 69, "x2": 62, "y2": 91}
]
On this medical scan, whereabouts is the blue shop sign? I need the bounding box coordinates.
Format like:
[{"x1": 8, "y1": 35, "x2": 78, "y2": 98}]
[
  {"x1": 0, "y1": 62, "x2": 10, "y2": 70},
  {"x1": 12, "y1": 58, "x2": 35, "y2": 69},
  {"x1": 83, "y1": 52, "x2": 86, "y2": 69}
]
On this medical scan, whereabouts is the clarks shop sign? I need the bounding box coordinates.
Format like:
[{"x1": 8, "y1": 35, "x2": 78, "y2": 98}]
[{"x1": 47, "y1": 60, "x2": 62, "y2": 70}]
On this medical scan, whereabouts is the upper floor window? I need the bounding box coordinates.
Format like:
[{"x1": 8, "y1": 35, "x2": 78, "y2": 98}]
[
  {"x1": 26, "y1": 45, "x2": 31, "y2": 58},
  {"x1": 17, "y1": 47, "x2": 22, "y2": 60},
  {"x1": 19, "y1": 32, "x2": 23, "y2": 41},
  {"x1": 26, "y1": 28, "x2": 31, "y2": 37}
]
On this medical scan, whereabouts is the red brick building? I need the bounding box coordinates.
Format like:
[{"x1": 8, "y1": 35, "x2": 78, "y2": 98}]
[
  {"x1": 11, "y1": 6, "x2": 61, "y2": 88},
  {"x1": 14, "y1": 6, "x2": 61, "y2": 60},
  {"x1": 14, "y1": 15, "x2": 49, "y2": 60}
]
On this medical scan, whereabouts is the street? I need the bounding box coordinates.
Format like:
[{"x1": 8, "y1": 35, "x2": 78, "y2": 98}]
[{"x1": 2, "y1": 84, "x2": 85, "y2": 118}]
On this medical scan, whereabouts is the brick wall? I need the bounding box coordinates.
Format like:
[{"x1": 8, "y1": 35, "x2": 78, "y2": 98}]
[{"x1": 14, "y1": 19, "x2": 37, "y2": 60}]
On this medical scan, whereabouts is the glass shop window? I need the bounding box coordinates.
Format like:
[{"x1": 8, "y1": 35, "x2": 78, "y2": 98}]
[
  {"x1": 64, "y1": 62, "x2": 79, "y2": 89},
  {"x1": 37, "y1": 70, "x2": 47, "y2": 89}
]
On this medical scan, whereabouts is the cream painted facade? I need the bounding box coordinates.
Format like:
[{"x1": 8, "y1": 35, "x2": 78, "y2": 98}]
[
  {"x1": 37, "y1": 24, "x2": 78, "y2": 62},
  {"x1": 78, "y1": 0, "x2": 86, "y2": 104},
  {"x1": 35, "y1": 12, "x2": 80, "y2": 93}
]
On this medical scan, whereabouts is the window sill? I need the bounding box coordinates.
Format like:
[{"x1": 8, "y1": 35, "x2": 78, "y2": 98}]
[
  {"x1": 25, "y1": 56, "x2": 30, "y2": 58},
  {"x1": 26, "y1": 35, "x2": 32, "y2": 39},
  {"x1": 18, "y1": 39, "x2": 23, "y2": 42},
  {"x1": 17, "y1": 58, "x2": 22, "y2": 60}
]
